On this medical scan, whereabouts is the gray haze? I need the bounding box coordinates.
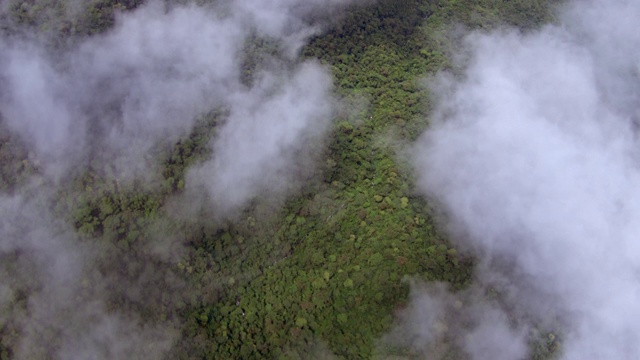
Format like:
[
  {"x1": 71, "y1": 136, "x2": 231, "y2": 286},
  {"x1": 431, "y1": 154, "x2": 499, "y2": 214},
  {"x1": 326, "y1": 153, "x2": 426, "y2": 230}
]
[
  {"x1": 381, "y1": 281, "x2": 529, "y2": 359},
  {"x1": 411, "y1": 0, "x2": 640, "y2": 358},
  {"x1": 0, "y1": 0, "x2": 365, "y2": 358},
  {"x1": 0, "y1": 190, "x2": 178, "y2": 359}
]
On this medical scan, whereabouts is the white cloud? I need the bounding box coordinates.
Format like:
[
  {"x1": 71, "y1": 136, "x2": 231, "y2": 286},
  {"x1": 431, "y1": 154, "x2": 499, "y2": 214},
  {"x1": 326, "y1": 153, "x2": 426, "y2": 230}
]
[{"x1": 412, "y1": 0, "x2": 640, "y2": 358}]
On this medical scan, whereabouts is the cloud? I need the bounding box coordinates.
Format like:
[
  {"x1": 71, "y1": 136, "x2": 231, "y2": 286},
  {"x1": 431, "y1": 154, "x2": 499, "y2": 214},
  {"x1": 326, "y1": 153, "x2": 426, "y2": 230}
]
[
  {"x1": 187, "y1": 61, "x2": 334, "y2": 212},
  {"x1": 0, "y1": 190, "x2": 179, "y2": 360},
  {"x1": 0, "y1": 0, "x2": 364, "y2": 209},
  {"x1": 381, "y1": 281, "x2": 529, "y2": 359},
  {"x1": 411, "y1": 0, "x2": 640, "y2": 358},
  {"x1": 1, "y1": 2, "x2": 245, "y2": 180},
  {"x1": 0, "y1": 0, "x2": 370, "y2": 358},
  {"x1": 0, "y1": 0, "x2": 353, "y2": 186}
]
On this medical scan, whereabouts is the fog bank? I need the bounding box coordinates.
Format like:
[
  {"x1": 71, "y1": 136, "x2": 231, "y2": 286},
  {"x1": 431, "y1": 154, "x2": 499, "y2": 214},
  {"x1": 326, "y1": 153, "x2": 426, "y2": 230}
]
[{"x1": 411, "y1": 0, "x2": 640, "y2": 358}]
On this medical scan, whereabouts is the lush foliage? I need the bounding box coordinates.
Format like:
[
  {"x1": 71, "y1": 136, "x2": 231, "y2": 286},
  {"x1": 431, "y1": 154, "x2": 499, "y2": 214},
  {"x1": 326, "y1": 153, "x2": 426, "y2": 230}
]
[{"x1": 0, "y1": 0, "x2": 560, "y2": 359}]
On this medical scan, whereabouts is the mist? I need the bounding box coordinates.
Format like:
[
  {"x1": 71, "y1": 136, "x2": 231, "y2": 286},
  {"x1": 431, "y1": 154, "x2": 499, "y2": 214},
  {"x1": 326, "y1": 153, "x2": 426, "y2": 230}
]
[
  {"x1": 0, "y1": 0, "x2": 340, "y2": 190},
  {"x1": 410, "y1": 0, "x2": 640, "y2": 358},
  {"x1": 0, "y1": 188, "x2": 180, "y2": 359},
  {"x1": 0, "y1": 0, "x2": 365, "y2": 358},
  {"x1": 188, "y1": 61, "x2": 334, "y2": 211}
]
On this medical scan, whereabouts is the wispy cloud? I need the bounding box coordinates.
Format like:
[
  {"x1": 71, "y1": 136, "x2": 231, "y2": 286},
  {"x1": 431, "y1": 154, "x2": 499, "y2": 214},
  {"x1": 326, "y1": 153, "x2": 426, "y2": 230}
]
[{"x1": 0, "y1": 0, "x2": 367, "y2": 358}]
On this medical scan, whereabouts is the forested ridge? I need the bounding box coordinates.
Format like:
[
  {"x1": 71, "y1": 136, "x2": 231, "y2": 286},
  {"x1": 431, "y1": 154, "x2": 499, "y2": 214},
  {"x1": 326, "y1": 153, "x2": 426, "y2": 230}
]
[{"x1": 0, "y1": 0, "x2": 559, "y2": 359}]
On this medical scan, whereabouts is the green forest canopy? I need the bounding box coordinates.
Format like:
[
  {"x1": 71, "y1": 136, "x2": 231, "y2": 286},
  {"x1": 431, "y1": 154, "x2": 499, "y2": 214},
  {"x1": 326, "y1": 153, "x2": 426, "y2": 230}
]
[{"x1": 0, "y1": 0, "x2": 559, "y2": 359}]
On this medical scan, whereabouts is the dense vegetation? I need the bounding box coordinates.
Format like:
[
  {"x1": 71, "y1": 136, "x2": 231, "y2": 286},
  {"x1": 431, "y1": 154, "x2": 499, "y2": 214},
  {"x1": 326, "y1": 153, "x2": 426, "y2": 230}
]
[{"x1": 0, "y1": 0, "x2": 559, "y2": 358}]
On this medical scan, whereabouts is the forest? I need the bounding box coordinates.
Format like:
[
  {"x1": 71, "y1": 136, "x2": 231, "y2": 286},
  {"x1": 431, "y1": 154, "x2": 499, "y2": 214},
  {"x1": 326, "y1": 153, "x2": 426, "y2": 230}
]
[{"x1": 0, "y1": 0, "x2": 569, "y2": 359}]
